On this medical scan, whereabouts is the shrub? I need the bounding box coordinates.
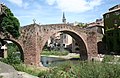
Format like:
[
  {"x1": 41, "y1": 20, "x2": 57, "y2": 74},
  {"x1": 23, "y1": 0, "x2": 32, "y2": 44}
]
[
  {"x1": 38, "y1": 71, "x2": 49, "y2": 78},
  {"x1": 1, "y1": 43, "x2": 21, "y2": 65},
  {"x1": 13, "y1": 64, "x2": 48, "y2": 76},
  {"x1": 102, "y1": 55, "x2": 114, "y2": 62},
  {"x1": 38, "y1": 61, "x2": 120, "y2": 78}
]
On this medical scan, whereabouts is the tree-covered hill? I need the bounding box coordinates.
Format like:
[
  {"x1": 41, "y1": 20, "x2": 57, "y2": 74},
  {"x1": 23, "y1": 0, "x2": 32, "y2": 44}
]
[{"x1": 0, "y1": 4, "x2": 20, "y2": 38}]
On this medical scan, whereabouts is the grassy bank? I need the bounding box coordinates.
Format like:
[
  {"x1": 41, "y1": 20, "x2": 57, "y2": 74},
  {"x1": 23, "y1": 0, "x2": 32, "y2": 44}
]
[
  {"x1": 1, "y1": 43, "x2": 120, "y2": 78},
  {"x1": 7, "y1": 61, "x2": 120, "y2": 78},
  {"x1": 41, "y1": 50, "x2": 69, "y2": 56},
  {"x1": 1, "y1": 55, "x2": 120, "y2": 78},
  {"x1": 38, "y1": 61, "x2": 120, "y2": 78},
  {"x1": 12, "y1": 64, "x2": 48, "y2": 76}
]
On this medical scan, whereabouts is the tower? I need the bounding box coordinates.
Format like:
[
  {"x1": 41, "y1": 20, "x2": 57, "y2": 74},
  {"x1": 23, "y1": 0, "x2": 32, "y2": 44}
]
[{"x1": 62, "y1": 12, "x2": 66, "y2": 24}]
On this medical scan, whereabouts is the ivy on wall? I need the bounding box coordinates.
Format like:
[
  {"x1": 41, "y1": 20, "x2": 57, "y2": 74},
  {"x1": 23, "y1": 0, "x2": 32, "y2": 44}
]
[{"x1": 103, "y1": 29, "x2": 120, "y2": 54}]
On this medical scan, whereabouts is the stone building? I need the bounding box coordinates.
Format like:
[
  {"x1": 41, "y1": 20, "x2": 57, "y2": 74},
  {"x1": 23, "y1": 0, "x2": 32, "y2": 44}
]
[
  {"x1": 46, "y1": 13, "x2": 79, "y2": 53},
  {"x1": 86, "y1": 18, "x2": 104, "y2": 41},
  {"x1": 103, "y1": 4, "x2": 120, "y2": 54},
  {"x1": 86, "y1": 19, "x2": 105, "y2": 54}
]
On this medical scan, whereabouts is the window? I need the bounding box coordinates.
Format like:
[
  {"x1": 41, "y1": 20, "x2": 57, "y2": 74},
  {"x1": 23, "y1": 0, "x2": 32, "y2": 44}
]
[
  {"x1": 115, "y1": 12, "x2": 120, "y2": 15},
  {"x1": 106, "y1": 14, "x2": 109, "y2": 18}
]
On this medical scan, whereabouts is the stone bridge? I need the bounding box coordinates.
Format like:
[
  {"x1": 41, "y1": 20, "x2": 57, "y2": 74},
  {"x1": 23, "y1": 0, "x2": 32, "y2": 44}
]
[{"x1": 0, "y1": 24, "x2": 98, "y2": 66}]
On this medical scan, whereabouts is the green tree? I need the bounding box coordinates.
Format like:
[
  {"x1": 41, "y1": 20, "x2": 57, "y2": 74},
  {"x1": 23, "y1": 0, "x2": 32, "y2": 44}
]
[
  {"x1": 75, "y1": 21, "x2": 87, "y2": 28},
  {"x1": 0, "y1": 4, "x2": 20, "y2": 38},
  {"x1": 1, "y1": 43, "x2": 22, "y2": 65}
]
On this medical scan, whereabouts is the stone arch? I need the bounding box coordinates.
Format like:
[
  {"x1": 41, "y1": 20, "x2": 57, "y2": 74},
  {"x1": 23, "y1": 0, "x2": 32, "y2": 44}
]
[
  {"x1": 41, "y1": 29, "x2": 88, "y2": 60},
  {"x1": 2, "y1": 39, "x2": 24, "y2": 62}
]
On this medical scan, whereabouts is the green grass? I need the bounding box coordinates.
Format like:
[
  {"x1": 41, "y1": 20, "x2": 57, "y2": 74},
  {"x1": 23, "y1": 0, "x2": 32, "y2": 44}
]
[
  {"x1": 12, "y1": 63, "x2": 48, "y2": 76},
  {"x1": 3, "y1": 57, "x2": 120, "y2": 78},
  {"x1": 38, "y1": 61, "x2": 120, "y2": 78},
  {"x1": 2, "y1": 44, "x2": 120, "y2": 78},
  {"x1": 41, "y1": 50, "x2": 69, "y2": 56},
  {"x1": 102, "y1": 55, "x2": 114, "y2": 62},
  {"x1": 0, "y1": 76, "x2": 3, "y2": 78}
]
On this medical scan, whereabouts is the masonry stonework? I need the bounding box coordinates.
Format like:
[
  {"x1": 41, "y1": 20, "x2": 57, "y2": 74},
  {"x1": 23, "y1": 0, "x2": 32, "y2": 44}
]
[{"x1": 0, "y1": 24, "x2": 98, "y2": 66}]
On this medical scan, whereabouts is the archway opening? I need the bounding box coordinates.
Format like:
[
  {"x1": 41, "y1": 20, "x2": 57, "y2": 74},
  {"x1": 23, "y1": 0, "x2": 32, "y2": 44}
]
[
  {"x1": 0, "y1": 39, "x2": 24, "y2": 64},
  {"x1": 41, "y1": 30, "x2": 88, "y2": 67}
]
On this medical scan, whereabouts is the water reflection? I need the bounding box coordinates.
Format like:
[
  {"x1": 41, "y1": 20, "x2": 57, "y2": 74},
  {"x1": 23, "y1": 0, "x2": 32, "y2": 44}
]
[{"x1": 41, "y1": 56, "x2": 80, "y2": 67}]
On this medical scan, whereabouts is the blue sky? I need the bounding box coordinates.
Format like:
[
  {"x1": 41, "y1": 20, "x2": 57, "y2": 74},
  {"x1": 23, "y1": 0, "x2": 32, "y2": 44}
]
[{"x1": 0, "y1": 0, "x2": 120, "y2": 26}]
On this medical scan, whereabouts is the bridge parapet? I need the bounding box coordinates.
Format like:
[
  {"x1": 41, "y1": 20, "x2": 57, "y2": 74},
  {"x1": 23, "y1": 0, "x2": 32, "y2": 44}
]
[{"x1": 40, "y1": 24, "x2": 87, "y2": 33}]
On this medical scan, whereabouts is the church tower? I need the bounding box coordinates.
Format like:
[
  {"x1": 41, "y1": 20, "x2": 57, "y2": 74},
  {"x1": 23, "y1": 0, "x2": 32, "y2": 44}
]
[{"x1": 62, "y1": 12, "x2": 66, "y2": 24}]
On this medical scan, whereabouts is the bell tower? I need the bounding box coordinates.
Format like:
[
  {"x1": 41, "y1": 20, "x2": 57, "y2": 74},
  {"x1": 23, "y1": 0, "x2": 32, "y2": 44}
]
[{"x1": 62, "y1": 12, "x2": 66, "y2": 24}]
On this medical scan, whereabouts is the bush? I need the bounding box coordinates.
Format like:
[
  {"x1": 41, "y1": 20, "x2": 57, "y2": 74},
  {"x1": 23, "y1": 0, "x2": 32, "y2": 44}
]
[
  {"x1": 1, "y1": 43, "x2": 21, "y2": 65},
  {"x1": 13, "y1": 64, "x2": 48, "y2": 76},
  {"x1": 38, "y1": 70, "x2": 49, "y2": 77},
  {"x1": 102, "y1": 55, "x2": 114, "y2": 62},
  {"x1": 38, "y1": 61, "x2": 120, "y2": 78}
]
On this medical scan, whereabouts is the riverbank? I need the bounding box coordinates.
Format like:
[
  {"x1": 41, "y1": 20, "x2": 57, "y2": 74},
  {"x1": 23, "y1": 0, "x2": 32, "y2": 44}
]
[
  {"x1": 0, "y1": 61, "x2": 39, "y2": 78},
  {"x1": 41, "y1": 53, "x2": 80, "y2": 59}
]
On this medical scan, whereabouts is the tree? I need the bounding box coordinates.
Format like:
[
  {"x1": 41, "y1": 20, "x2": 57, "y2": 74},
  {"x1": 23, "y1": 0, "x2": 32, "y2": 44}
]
[
  {"x1": 0, "y1": 4, "x2": 20, "y2": 38},
  {"x1": 75, "y1": 21, "x2": 87, "y2": 28}
]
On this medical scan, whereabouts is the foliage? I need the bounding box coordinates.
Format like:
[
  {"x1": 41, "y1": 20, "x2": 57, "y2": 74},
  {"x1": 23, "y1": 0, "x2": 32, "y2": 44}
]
[
  {"x1": 41, "y1": 50, "x2": 69, "y2": 56},
  {"x1": 0, "y1": 76, "x2": 3, "y2": 78},
  {"x1": 38, "y1": 61, "x2": 120, "y2": 78},
  {"x1": 13, "y1": 63, "x2": 48, "y2": 77},
  {"x1": 5, "y1": 59, "x2": 120, "y2": 78},
  {"x1": 103, "y1": 9, "x2": 120, "y2": 54},
  {"x1": 76, "y1": 22, "x2": 87, "y2": 28},
  {"x1": 0, "y1": 4, "x2": 20, "y2": 38},
  {"x1": 104, "y1": 10, "x2": 120, "y2": 30},
  {"x1": 102, "y1": 55, "x2": 114, "y2": 62},
  {"x1": 103, "y1": 29, "x2": 120, "y2": 54},
  {"x1": 1, "y1": 43, "x2": 21, "y2": 65}
]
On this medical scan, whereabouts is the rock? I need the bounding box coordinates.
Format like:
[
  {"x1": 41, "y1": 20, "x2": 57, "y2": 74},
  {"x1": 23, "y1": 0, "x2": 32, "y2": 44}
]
[
  {"x1": 0, "y1": 62, "x2": 39, "y2": 78},
  {"x1": 17, "y1": 72, "x2": 39, "y2": 78},
  {"x1": 0, "y1": 61, "x2": 19, "y2": 78}
]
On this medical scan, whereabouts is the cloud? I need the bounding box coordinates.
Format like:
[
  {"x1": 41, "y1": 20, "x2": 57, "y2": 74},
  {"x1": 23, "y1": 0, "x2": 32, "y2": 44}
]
[
  {"x1": 6, "y1": 0, "x2": 23, "y2": 7},
  {"x1": 46, "y1": 0, "x2": 102, "y2": 13},
  {"x1": 46, "y1": 0, "x2": 56, "y2": 5},
  {"x1": 7, "y1": 0, "x2": 34, "y2": 9}
]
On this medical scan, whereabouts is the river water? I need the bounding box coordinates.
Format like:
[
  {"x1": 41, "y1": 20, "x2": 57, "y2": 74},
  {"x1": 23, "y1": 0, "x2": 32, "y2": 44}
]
[{"x1": 41, "y1": 56, "x2": 80, "y2": 67}]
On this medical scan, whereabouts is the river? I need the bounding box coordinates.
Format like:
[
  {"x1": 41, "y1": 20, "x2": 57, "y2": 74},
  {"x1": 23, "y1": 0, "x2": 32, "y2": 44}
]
[{"x1": 41, "y1": 56, "x2": 80, "y2": 67}]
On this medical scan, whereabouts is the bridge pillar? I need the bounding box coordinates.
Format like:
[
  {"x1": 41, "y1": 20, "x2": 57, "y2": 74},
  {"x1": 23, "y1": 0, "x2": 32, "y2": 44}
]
[
  {"x1": 23, "y1": 38, "x2": 40, "y2": 66},
  {"x1": 22, "y1": 26, "x2": 40, "y2": 66},
  {"x1": 87, "y1": 31, "x2": 98, "y2": 60}
]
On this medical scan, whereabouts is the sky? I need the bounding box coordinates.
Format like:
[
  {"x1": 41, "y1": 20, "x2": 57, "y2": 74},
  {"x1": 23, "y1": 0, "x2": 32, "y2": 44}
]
[{"x1": 0, "y1": 0, "x2": 120, "y2": 26}]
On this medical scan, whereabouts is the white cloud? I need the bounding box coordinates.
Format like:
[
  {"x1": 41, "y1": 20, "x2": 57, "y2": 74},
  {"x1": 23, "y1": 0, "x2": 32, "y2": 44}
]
[
  {"x1": 6, "y1": 0, "x2": 23, "y2": 7},
  {"x1": 46, "y1": 0, "x2": 102, "y2": 13},
  {"x1": 6, "y1": 0, "x2": 31, "y2": 8},
  {"x1": 46, "y1": 0, "x2": 56, "y2": 5}
]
